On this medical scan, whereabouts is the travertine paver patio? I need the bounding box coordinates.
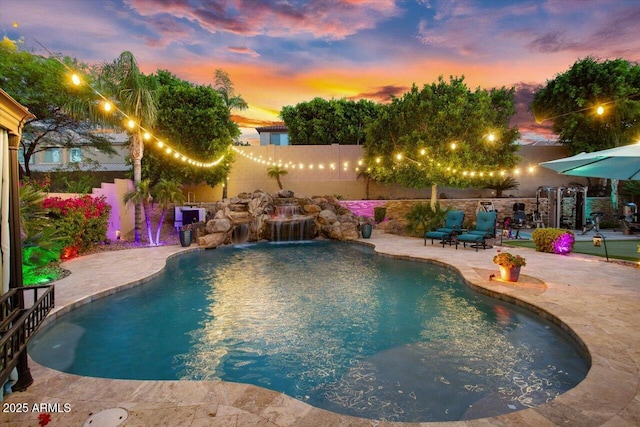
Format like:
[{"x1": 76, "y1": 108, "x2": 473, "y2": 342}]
[{"x1": 1, "y1": 232, "x2": 639, "y2": 426}]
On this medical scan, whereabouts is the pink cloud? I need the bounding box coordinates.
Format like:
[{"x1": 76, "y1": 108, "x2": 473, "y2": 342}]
[
  {"x1": 228, "y1": 46, "x2": 260, "y2": 58},
  {"x1": 124, "y1": 0, "x2": 401, "y2": 40}
]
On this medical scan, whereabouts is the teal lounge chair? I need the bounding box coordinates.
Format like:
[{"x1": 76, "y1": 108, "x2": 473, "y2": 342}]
[
  {"x1": 424, "y1": 210, "x2": 465, "y2": 246},
  {"x1": 456, "y1": 211, "x2": 497, "y2": 251}
]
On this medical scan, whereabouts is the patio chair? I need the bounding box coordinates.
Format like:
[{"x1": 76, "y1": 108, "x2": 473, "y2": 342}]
[
  {"x1": 456, "y1": 211, "x2": 497, "y2": 251},
  {"x1": 424, "y1": 210, "x2": 465, "y2": 246}
]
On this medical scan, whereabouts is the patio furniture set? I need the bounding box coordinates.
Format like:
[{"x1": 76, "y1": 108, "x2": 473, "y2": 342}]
[{"x1": 424, "y1": 210, "x2": 498, "y2": 251}]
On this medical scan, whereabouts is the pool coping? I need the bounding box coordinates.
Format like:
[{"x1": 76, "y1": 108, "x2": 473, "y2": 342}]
[{"x1": 2, "y1": 233, "x2": 639, "y2": 426}]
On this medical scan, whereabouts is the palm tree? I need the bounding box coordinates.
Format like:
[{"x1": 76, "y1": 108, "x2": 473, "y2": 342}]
[
  {"x1": 214, "y1": 69, "x2": 249, "y2": 112},
  {"x1": 214, "y1": 69, "x2": 247, "y2": 200},
  {"x1": 267, "y1": 165, "x2": 288, "y2": 190},
  {"x1": 124, "y1": 179, "x2": 155, "y2": 246},
  {"x1": 153, "y1": 179, "x2": 185, "y2": 244},
  {"x1": 100, "y1": 51, "x2": 158, "y2": 243},
  {"x1": 485, "y1": 176, "x2": 519, "y2": 198}
]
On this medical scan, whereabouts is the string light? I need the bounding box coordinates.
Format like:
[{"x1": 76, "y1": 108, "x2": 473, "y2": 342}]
[
  {"x1": 32, "y1": 36, "x2": 227, "y2": 169},
  {"x1": 233, "y1": 146, "x2": 534, "y2": 179}
]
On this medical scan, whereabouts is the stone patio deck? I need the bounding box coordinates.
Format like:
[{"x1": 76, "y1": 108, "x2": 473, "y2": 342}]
[{"x1": 1, "y1": 232, "x2": 639, "y2": 426}]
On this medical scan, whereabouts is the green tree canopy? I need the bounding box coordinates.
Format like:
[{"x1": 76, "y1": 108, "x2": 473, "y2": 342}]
[
  {"x1": 531, "y1": 57, "x2": 640, "y2": 154},
  {"x1": 140, "y1": 70, "x2": 237, "y2": 186},
  {"x1": 363, "y1": 76, "x2": 520, "y2": 202},
  {"x1": 0, "y1": 37, "x2": 115, "y2": 177},
  {"x1": 280, "y1": 97, "x2": 378, "y2": 145}
]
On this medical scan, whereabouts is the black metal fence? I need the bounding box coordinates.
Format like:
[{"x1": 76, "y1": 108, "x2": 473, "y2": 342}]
[{"x1": 0, "y1": 285, "x2": 54, "y2": 388}]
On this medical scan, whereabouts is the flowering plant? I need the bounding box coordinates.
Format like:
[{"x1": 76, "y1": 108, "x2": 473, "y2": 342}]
[
  {"x1": 180, "y1": 223, "x2": 193, "y2": 232},
  {"x1": 493, "y1": 251, "x2": 526, "y2": 268}
]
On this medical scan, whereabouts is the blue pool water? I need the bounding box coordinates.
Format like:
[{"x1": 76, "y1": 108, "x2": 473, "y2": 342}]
[{"x1": 30, "y1": 241, "x2": 589, "y2": 422}]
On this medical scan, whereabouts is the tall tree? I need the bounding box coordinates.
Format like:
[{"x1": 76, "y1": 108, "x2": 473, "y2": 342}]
[
  {"x1": 531, "y1": 57, "x2": 640, "y2": 210},
  {"x1": 214, "y1": 69, "x2": 248, "y2": 112},
  {"x1": 281, "y1": 98, "x2": 378, "y2": 145},
  {"x1": 99, "y1": 51, "x2": 158, "y2": 243},
  {"x1": 364, "y1": 76, "x2": 520, "y2": 208},
  {"x1": 140, "y1": 70, "x2": 236, "y2": 187},
  {"x1": 0, "y1": 37, "x2": 115, "y2": 177},
  {"x1": 214, "y1": 69, "x2": 247, "y2": 198}
]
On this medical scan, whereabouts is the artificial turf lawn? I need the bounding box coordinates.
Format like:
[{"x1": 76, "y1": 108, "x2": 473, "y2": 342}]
[{"x1": 504, "y1": 239, "x2": 640, "y2": 262}]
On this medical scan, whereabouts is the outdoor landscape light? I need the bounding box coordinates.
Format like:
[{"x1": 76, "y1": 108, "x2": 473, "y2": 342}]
[
  {"x1": 103, "y1": 101, "x2": 112, "y2": 112},
  {"x1": 71, "y1": 73, "x2": 81, "y2": 85},
  {"x1": 597, "y1": 105, "x2": 604, "y2": 115}
]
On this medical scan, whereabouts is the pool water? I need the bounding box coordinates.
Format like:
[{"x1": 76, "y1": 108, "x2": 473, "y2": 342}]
[{"x1": 30, "y1": 241, "x2": 589, "y2": 422}]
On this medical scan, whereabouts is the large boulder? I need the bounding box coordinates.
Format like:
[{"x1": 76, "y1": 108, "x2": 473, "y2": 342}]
[
  {"x1": 198, "y1": 232, "x2": 226, "y2": 248},
  {"x1": 340, "y1": 221, "x2": 360, "y2": 240},
  {"x1": 317, "y1": 209, "x2": 337, "y2": 225},
  {"x1": 302, "y1": 204, "x2": 321, "y2": 215},
  {"x1": 206, "y1": 218, "x2": 233, "y2": 234},
  {"x1": 277, "y1": 189, "x2": 295, "y2": 198}
]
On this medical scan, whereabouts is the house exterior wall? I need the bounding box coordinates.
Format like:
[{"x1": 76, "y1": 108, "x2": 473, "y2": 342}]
[{"x1": 22, "y1": 144, "x2": 130, "y2": 172}]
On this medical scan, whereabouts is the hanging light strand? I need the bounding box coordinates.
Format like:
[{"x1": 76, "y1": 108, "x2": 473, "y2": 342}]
[{"x1": 34, "y1": 38, "x2": 225, "y2": 168}]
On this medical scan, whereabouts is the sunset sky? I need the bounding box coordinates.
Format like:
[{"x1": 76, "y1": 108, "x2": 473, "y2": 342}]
[{"x1": 2, "y1": 0, "x2": 639, "y2": 144}]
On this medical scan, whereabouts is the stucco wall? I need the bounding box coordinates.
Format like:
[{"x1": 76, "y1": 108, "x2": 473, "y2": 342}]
[{"x1": 183, "y1": 144, "x2": 588, "y2": 203}]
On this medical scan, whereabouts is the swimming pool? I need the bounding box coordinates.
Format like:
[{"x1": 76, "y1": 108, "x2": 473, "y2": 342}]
[{"x1": 30, "y1": 241, "x2": 589, "y2": 422}]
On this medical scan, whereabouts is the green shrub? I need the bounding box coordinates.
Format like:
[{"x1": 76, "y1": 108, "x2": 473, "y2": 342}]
[
  {"x1": 404, "y1": 202, "x2": 450, "y2": 237},
  {"x1": 43, "y1": 195, "x2": 111, "y2": 255},
  {"x1": 374, "y1": 206, "x2": 386, "y2": 223},
  {"x1": 532, "y1": 228, "x2": 575, "y2": 254}
]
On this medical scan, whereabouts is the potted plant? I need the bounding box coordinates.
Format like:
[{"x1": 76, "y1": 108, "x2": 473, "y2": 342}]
[
  {"x1": 179, "y1": 223, "x2": 193, "y2": 247},
  {"x1": 359, "y1": 216, "x2": 375, "y2": 239},
  {"x1": 493, "y1": 251, "x2": 526, "y2": 282}
]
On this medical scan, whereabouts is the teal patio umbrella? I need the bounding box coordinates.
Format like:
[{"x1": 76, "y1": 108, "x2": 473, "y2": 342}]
[{"x1": 539, "y1": 143, "x2": 640, "y2": 180}]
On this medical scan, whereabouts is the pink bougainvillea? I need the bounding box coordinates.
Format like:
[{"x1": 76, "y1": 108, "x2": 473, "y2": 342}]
[{"x1": 44, "y1": 195, "x2": 111, "y2": 255}]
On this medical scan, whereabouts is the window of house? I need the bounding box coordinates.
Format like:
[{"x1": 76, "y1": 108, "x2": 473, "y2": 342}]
[
  {"x1": 43, "y1": 148, "x2": 60, "y2": 163},
  {"x1": 18, "y1": 147, "x2": 34, "y2": 164},
  {"x1": 70, "y1": 148, "x2": 82, "y2": 162}
]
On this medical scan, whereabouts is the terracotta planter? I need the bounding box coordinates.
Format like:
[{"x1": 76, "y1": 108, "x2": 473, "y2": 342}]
[{"x1": 499, "y1": 265, "x2": 521, "y2": 282}]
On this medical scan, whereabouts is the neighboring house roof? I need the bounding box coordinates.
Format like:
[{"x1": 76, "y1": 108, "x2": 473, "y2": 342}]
[{"x1": 256, "y1": 125, "x2": 288, "y2": 134}]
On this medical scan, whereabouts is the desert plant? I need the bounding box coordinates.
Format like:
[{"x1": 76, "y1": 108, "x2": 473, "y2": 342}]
[
  {"x1": 20, "y1": 182, "x2": 64, "y2": 276},
  {"x1": 124, "y1": 179, "x2": 155, "y2": 245},
  {"x1": 404, "y1": 202, "x2": 450, "y2": 237},
  {"x1": 267, "y1": 165, "x2": 288, "y2": 190},
  {"x1": 374, "y1": 206, "x2": 386, "y2": 223},
  {"x1": 152, "y1": 179, "x2": 185, "y2": 244},
  {"x1": 483, "y1": 175, "x2": 519, "y2": 197},
  {"x1": 532, "y1": 228, "x2": 575, "y2": 254}
]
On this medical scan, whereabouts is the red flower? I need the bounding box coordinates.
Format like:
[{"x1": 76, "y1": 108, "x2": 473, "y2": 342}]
[{"x1": 38, "y1": 413, "x2": 51, "y2": 427}]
